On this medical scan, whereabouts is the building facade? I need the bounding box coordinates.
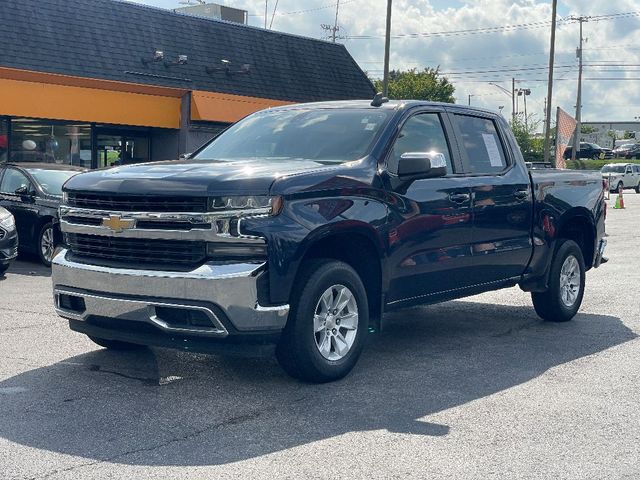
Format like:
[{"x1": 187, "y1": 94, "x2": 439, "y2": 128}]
[{"x1": 0, "y1": 0, "x2": 375, "y2": 169}]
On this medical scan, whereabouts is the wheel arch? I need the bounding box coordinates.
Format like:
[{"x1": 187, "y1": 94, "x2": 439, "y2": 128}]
[
  {"x1": 555, "y1": 208, "x2": 596, "y2": 268},
  {"x1": 294, "y1": 224, "x2": 386, "y2": 331}
]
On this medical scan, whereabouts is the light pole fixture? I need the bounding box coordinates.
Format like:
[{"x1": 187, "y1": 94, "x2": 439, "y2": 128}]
[
  {"x1": 141, "y1": 49, "x2": 164, "y2": 65},
  {"x1": 206, "y1": 60, "x2": 251, "y2": 76},
  {"x1": 165, "y1": 55, "x2": 188, "y2": 67}
]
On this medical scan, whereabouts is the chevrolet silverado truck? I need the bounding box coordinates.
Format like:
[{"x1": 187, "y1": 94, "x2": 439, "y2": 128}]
[{"x1": 52, "y1": 98, "x2": 607, "y2": 383}]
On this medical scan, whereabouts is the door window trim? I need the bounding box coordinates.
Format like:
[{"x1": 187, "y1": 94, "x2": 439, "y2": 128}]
[
  {"x1": 382, "y1": 107, "x2": 464, "y2": 176},
  {"x1": 0, "y1": 167, "x2": 33, "y2": 196},
  {"x1": 448, "y1": 111, "x2": 516, "y2": 177}
]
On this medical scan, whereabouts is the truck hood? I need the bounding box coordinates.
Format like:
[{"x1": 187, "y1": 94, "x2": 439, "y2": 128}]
[{"x1": 63, "y1": 159, "x2": 333, "y2": 196}]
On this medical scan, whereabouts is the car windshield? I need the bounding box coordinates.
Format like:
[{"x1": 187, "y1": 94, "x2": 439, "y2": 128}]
[
  {"x1": 193, "y1": 108, "x2": 392, "y2": 163},
  {"x1": 26, "y1": 169, "x2": 79, "y2": 196},
  {"x1": 601, "y1": 165, "x2": 626, "y2": 173}
]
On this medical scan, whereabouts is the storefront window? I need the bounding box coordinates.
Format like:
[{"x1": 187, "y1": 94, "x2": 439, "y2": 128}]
[
  {"x1": 0, "y1": 118, "x2": 8, "y2": 163},
  {"x1": 10, "y1": 119, "x2": 92, "y2": 167}
]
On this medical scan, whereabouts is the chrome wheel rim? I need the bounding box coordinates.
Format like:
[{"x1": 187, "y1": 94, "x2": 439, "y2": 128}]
[
  {"x1": 559, "y1": 255, "x2": 581, "y2": 307},
  {"x1": 40, "y1": 227, "x2": 55, "y2": 263},
  {"x1": 313, "y1": 284, "x2": 358, "y2": 361}
]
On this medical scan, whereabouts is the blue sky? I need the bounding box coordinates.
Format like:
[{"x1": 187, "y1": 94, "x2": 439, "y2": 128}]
[{"x1": 129, "y1": 0, "x2": 640, "y2": 128}]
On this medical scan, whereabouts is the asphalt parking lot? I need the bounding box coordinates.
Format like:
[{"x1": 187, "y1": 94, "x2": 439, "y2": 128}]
[{"x1": 1, "y1": 193, "x2": 639, "y2": 480}]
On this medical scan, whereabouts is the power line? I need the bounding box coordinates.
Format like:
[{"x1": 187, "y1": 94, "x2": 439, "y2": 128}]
[
  {"x1": 250, "y1": 0, "x2": 359, "y2": 17},
  {"x1": 345, "y1": 10, "x2": 640, "y2": 40}
]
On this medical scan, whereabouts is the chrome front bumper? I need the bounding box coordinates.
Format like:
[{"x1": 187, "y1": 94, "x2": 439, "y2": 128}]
[{"x1": 52, "y1": 249, "x2": 289, "y2": 336}]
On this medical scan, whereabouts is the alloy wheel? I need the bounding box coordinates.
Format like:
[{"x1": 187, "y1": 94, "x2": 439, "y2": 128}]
[
  {"x1": 559, "y1": 255, "x2": 581, "y2": 307},
  {"x1": 40, "y1": 227, "x2": 55, "y2": 263},
  {"x1": 313, "y1": 284, "x2": 359, "y2": 361}
]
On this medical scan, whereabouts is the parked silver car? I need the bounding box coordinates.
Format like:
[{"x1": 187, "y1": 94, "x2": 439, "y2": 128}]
[
  {"x1": 0, "y1": 206, "x2": 18, "y2": 275},
  {"x1": 601, "y1": 163, "x2": 640, "y2": 193}
]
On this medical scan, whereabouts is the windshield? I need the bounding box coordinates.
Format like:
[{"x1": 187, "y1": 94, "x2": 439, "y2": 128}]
[
  {"x1": 601, "y1": 165, "x2": 626, "y2": 173},
  {"x1": 27, "y1": 169, "x2": 79, "y2": 196},
  {"x1": 194, "y1": 108, "x2": 392, "y2": 163}
]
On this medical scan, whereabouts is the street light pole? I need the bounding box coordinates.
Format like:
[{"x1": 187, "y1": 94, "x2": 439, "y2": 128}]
[
  {"x1": 382, "y1": 0, "x2": 392, "y2": 97},
  {"x1": 543, "y1": 0, "x2": 557, "y2": 164}
]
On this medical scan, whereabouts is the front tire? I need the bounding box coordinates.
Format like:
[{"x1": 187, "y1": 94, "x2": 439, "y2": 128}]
[
  {"x1": 0, "y1": 263, "x2": 9, "y2": 276},
  {"x1": 88, "y1": 336, "x2": 146, "y2": 351},
  {"x1": 37, "y1": 222, "x2": 56, "y2": 267},
  {"x1": 276, "y1": 260, "x2": 368, "y2": 383},
  {"x1": 532, "y1": 240, "x2": 585, "y2": 322},
  {"x1": 635, "y1": 182, "x2": 640, "y2": 194}
]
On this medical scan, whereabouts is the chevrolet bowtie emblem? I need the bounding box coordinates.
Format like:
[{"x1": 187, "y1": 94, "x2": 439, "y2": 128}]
[{"x1": 102, "y1": 215, "x2": 135, "y2": 233}]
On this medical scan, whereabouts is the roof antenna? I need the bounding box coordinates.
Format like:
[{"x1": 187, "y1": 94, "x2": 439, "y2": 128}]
[{"x1": 371, "y1": 92, "x2": 389, "y2": 107}]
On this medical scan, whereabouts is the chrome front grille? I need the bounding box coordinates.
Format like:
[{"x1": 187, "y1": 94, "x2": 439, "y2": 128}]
[
  {"x1": 67, "y1": 193, "x2": 208, "y2": 213},
  {"x1": 65, "y1": 233, "x2": 207, "y2": 267}
]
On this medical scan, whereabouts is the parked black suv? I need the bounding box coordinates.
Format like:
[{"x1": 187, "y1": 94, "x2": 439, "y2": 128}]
[{"x1": 563, "y1": 142, "x2": 613, "y2": 160}]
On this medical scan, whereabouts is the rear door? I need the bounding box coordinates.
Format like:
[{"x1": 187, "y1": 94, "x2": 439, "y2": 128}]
[
  {"x1": 449, "y1": 112, "x2": 533, "y2": 284},
  {"x1": 383, "y1": 108, "x2": 475, "y2": 305}
]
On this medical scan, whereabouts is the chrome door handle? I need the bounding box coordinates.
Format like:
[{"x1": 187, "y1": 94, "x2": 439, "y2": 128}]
[
  {"x1": 514, "y1": 190, "x2": 529, "y2": 200},
  {"x1": 449, "y1": 193, "x2": 470, "y2": 204}
]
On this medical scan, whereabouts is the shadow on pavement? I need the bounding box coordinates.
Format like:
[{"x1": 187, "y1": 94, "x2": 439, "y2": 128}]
[
  {"x1": 1, "y1": 257, "x2": 51, "y2": 278},
  {"x1": 0, "y1": 300, "x2": 634, "y2": 466}
]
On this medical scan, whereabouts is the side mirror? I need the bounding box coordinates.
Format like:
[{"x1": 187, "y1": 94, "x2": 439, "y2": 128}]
[
  {"x1": 179, "y1": 152, "x2": 192, "y2": 160},
  {"x1": 397, "y1": 152, "x2": 447, "y2": 180},
  {"x1": 15, "y1": 185, "x2": 31, "y2": 196}
]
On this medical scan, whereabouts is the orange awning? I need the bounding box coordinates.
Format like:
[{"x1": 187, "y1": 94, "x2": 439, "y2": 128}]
[
  {"x1": 191, "y1": 91, "x2": 291, "y2": 123},
  {"x1": 0, "y1": 75, "x2": 182, "y2": 129}
]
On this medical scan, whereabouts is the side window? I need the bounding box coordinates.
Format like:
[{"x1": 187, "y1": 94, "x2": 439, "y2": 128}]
[
  {"x1": 387, "y1": 113, "x2": 453, "y2": 174},
  {"x1": 0, "y1": 168, "x2": 31, "y2": 194},
  {"x1": 454, "y1": 115, "x2": 508, "y2": 174},
  {"x1": 626, "y1": 166, "x2": 632, "y2": 174}
]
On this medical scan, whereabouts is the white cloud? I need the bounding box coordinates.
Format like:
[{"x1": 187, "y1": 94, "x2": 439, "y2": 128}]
[{"x1": 129, "y1": 0, "x2": 640, "y2": 130}]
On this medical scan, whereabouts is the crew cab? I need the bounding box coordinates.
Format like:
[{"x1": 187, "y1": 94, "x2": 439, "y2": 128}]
[{"x1": 52, "y1": 99, "x2": 607, "y2": 383}]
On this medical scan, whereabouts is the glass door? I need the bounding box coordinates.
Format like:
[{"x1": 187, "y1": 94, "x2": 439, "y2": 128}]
[{"x1": 95, "y1": 131, "x2": 150, "y2": 168}]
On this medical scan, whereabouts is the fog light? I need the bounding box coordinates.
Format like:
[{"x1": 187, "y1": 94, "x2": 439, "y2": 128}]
[{"x1": 206, "y1": 243, "x2": 267, "y2": 260}]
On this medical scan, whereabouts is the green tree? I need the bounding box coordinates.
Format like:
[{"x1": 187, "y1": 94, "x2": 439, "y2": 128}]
[
  {"x1": 581, "y1": 124, "x2": 597, "y2": 134},
  {"x1": 510, "y1": 115, "x2": 544, "y2": 162},
  {"x1": 373, "y1": 68, "x2": 455, "y2": 103},
  {"x1": 623, "y1": 130, "x2": 636, "y2": 139}
]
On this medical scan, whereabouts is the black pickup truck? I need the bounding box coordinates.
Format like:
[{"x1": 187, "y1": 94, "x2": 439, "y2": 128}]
[{"x1": 52, "y1": 98, "x2": 607, "y2": 382}]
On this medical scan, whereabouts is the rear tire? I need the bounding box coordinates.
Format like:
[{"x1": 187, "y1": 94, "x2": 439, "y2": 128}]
[
  {"x1": 532, "y1": 240, "x2": 585, "y2": 322},
  {"x1": 0, "y1": 264, "x2": 9, "y2": 276},
  {"x1": 88, "y1": 336, "x2": 146, "y2": 351},
  {"x1": 635, "y1": 182, "x2": 640, "y2": 194},
  {"x1": 276, "y1": 259, "x2": 368, "y2": 383}
]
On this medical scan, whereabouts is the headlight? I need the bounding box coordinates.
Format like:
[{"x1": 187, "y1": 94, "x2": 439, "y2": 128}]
[
  {"x1": 62, "y1": 191, "x2": 69, "y2": 204},
  {"x1": 0, "y1": 212, "x2": 15, "y2": 230},
  {"x1": 209, "y1": 195, "x2": 282, "y2": 216}
]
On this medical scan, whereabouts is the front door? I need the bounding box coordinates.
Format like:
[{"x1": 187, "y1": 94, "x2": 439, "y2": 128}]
[
  {"x1": 384, "y1": 110, "x2": 475, "y2": 306},
  {"x1": 0, "y1": 167, "x2": 39, "y2": 247}
]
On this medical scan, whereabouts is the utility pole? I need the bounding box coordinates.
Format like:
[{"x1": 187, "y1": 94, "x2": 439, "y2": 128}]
[
  {"x1": 468, "y1": 94, "x2": 472, "y2": 106},
  {"x1": 332, "y1": 0, "x2": 340, "y2": 43},
  {"x1": 264, "y1": 1, "x2": 268, "y2": 29},
  {"x1": 511, "y1": 77, "x2": 516, "y2": 123},
  {"x1": 570, "y1": 16, "x2": 590, "y2": 162},
  {"x1": 543, "y1": 0, "x2": 557, "y2": 165},
  {"x1": 382, "y1": 0, "x2": 392, "y2": 96}
]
